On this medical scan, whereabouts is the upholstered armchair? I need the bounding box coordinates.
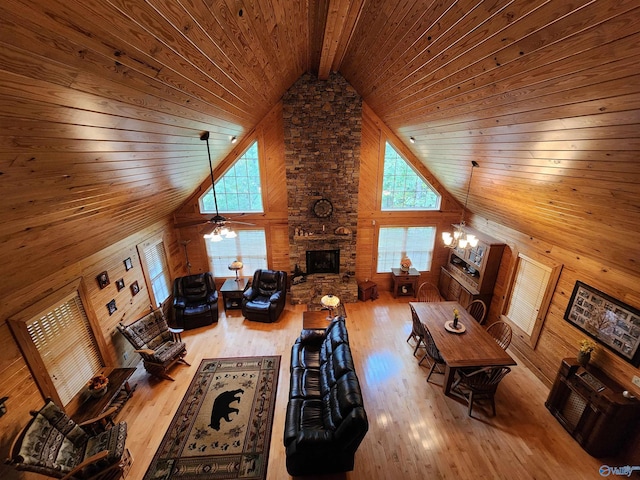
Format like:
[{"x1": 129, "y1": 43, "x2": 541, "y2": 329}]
[
  {"x1": 172, "y1": 272, "x2": 218, "y2": 329},
  {"x1": 241, "y1": 269, "x2": 287, "y2": 323},
  {"x1": 117, "y1": 308, "x2": 189, "y2": 381},
  {"x1": 6, "y1": 399, "x2": 131, "y2": 479}
]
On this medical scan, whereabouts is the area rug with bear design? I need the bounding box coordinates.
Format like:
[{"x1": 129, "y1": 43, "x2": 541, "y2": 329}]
[{"x1": 143, "y1": 356, "x2": 280, "y2": 480}]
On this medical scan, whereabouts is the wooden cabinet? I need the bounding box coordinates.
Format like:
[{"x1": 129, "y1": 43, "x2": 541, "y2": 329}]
[
  {"x1": 439, "y1": 225, "x2": 504, "y2": 308},
  {"x1": 545, "y1": 358, "x2": 640, "y2": 457},
  {"x1": 391, "y1": 268, "x2": 420, "y2": 298}
]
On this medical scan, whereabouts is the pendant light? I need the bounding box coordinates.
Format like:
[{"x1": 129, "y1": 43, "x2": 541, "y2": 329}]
[{"x1": 442, "y1": 161, "x2": 480, "y2": 249}]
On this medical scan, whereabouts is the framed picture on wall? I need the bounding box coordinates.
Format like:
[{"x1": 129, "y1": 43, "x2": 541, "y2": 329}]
[
  {"x1": 116, "y1": 278, "x2": 125, "y2": 291},
  {"x1": 564, "y1": 281, "x2": 640, "y2": 366},
  {"x1": 131, "y1": 281, "x2": 140, "y2": 296},
  {"x1": 124, "y1": 257, "x2": 133, "y2": 271},
  {"x1": 106, "y1": 299, "x2": 117, "y2": 316},
  {"x1": 97, "y1": 271, "x2": 110, "y2": 289}
]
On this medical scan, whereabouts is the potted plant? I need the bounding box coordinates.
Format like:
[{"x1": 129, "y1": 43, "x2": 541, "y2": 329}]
[
  {"x1": 578, "y1": 339, "x2": 596, "y2": 366},
  {"x1": 87, "y1": 374, "x2": 109, "y2": 397}
]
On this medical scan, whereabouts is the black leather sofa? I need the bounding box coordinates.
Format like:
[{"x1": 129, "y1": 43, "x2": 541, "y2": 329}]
[{"x1": 284, "y1": 316, "x2": 369, "y2": 476}]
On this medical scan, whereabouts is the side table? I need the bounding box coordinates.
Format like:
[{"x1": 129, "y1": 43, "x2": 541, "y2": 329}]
[
  {"x1": 391, "y1": 267, "x2": 420, "y2": 298},
  {"x1": 220, "y1": 277, "x2": 250, "y2": 311},
  {"x1": 67, "y1": 367, "x2": 136, "y2": 425},
  {"x1": 358, "y1": 281, "x2": 378, "y2": 301}
]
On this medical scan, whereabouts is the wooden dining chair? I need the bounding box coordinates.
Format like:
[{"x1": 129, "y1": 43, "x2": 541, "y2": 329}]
[
  {"x1": 408, "y1": 304, "x2": 426, "y2": 356},
  {"x1": 486, "y1": 321, "x2": 513, "y2": 350},
  {"x1": 416, "y1": 282, "x2": 444, "y2": 302},
  {"x1": 466, "y1": 299, "x2": 487, "y2": 325},
  {"x1": 419, "y1": 324, "x2": 447, "y2": 384},
  {"x1": 452, "y1": 366, "x2": 512, "y2": 417}
]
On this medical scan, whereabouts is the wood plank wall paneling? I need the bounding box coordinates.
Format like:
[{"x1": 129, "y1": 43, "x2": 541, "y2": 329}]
[
  {"x1": 0, "y1": 219, "x2": 180, "y2": 477},
  {"x1": 473, "y1": 214, "x2": 640, "y2": 397}
]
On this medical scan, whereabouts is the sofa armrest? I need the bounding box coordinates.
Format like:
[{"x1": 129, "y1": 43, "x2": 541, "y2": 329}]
[
  {"x1": 173, "y1": 298, "x2": 186, "y2": 309},
  {"x1": 294, "y1": 429, "x2": 333, "y2": 448}
]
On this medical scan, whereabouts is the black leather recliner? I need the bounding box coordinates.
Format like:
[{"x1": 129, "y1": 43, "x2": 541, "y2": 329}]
[
  {"x1": 172, "y1": 272, "x2": 218, "y2": 329},
  {"x1": 241, "y1": 269, "x2": 287, "y2": 323}
]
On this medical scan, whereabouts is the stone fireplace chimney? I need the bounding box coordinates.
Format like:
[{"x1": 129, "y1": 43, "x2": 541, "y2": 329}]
[{"x1": 282, "y1": 73, "x2": 361, "y2": 304}]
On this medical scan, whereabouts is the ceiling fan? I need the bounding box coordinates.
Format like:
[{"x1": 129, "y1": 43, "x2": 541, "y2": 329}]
[{"x1": 175, "y1": 131, "x2": 254, "y2": 239}]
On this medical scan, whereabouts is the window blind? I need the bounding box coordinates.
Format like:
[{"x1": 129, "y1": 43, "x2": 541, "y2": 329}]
[
  {"x1": 144, "y1": 240, "x2": 171, "y2": 306},
  {"x1": 506, "y1": 254, "x2": 552, "y2": 336},
  {"x1": 377, "y1": 226, "x2": 436, "y2": 273},
  {"x1": 206, "y1": 229, "x2": 267, "y2": 276},
  {"x1": 26, "y1": 291, "x2": 103, "y2": 405}
]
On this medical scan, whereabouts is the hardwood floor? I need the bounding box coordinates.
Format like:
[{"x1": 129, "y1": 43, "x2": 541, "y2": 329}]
[{"x1": 117, "y1": 293, "x2": 607, "y2": 479}]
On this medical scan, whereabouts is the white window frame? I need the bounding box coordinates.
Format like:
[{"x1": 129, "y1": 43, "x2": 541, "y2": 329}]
[
  {"x1": 376, "y1": 226, "x2": 437, "y2": 273},
  {"x1": 381, "y1": 141, "x2": 441, "y2": 211},
  {"x1": 502, "y1": 252, "x2": 562, "y2": 348},
  {"x1": 139, "y1": 237, "x2": 172, "y2": 307},
  {"x1": 198, "y1": 141, "x2": 264, "y2": 214}
]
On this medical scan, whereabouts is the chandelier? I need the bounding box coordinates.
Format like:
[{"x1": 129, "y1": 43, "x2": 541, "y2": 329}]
[{"x1": 442, "y1": 161, "x2": 479, "y2": 249}]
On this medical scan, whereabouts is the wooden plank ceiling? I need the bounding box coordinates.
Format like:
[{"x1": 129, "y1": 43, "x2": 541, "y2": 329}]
[{"x1": 1, "y1": 0, "x2": 639, "y2": 289}]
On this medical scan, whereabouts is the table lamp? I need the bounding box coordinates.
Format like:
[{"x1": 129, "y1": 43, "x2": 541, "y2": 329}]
[
  {"x1": 228, "y1": 260, "x2": 243, "y2": 281},
  {"x1": 321, "y1": 294, "x2": 340, "y2": 320}
]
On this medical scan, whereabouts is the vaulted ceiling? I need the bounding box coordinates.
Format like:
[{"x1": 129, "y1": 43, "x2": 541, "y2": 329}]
[{"x1": 1, "y1": 0, "x2": 639, "y2": 286}]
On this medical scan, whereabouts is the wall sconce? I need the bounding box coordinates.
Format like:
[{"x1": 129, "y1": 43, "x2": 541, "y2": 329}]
[{"x1": 0, "y1": 396, "x2": 8, "y2": 417}]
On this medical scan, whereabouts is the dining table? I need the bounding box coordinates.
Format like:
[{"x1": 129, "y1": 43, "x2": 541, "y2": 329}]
[{"x1": 410, "y1": 301, "x2": 516, "y2": 396}]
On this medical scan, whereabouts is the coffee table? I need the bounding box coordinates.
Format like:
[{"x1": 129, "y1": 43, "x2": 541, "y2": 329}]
[
  {"x1": 303, "y1": 310, "x2": 332, "y2": 330},
  {"x1": 220, "y1": 277, "x2": 249, "y2": 311}
]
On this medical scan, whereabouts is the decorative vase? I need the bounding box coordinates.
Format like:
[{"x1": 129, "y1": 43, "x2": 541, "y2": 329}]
[
  {"x1": 88, "y1": 385, "x2": 108, "y2": 398},
  {"x1": 577, "y1": 351, "x2": 591, "y2": 366}
]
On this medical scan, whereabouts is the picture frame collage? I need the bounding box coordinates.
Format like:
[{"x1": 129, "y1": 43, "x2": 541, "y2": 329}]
[
  {"x1": 564, "y1": 281, "x2": 640, "y2": 366},
  {"x1": 97, "y1": 257, "x2": 140, "y2": 315}
]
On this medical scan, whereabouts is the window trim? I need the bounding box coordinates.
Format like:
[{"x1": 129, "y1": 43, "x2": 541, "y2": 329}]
[
  {"x1": 380, "y1": 140, "x2": 442, "y2": 211},
  {"x1": 501, "y1": 251, "x2": 562, "y2": 348},
  {"x1": 375, "y1": 224, "x2": 437, "y2": 273},
  {"x1": 197, "y1": 140, "x2": 265, "y2": 214},
  {"x1": 137, "y1": 236, "x2": 172, "y2": 308},
  {"x1": 7, "y1": 278, "x2": 109, "y2": 406}
]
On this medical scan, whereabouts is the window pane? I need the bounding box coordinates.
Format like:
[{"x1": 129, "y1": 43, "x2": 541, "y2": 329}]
[
  {"x1": 377, "y1": 226, "x2": 436, "y2": 273},
  {"x1": 205, "y1": 229, "x2": 268, "y2": 277},
  {"x1": 199, "y1": 141, "x2": 264, "y2": 213},
  {"x1": 381, "y1": 142, "x2": 441, "y2": 211},
  {"x1": 143, "y1": 241, "x2": 171, "y2": 306}
]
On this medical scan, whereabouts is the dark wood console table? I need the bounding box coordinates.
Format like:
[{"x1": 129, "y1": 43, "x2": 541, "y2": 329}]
[
  {"x1": 67, "y1": 367, "x2": 136, "y2": 424},
  {"x1": 220, "y1": 277, "x2": 249, "y2": 311},
  {"x1": 545, "y1": 358, "x2": 640, "y2": 457}
]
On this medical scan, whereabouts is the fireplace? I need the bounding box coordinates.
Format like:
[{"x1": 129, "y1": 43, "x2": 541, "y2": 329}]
[{"x1": 306, "y1": 249, "x2": 340, "y2": 274}]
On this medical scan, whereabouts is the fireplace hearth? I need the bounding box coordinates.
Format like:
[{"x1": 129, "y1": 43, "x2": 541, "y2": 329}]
[{"x1": 306, "y1": 249, "x2": 340, "y2": 274}]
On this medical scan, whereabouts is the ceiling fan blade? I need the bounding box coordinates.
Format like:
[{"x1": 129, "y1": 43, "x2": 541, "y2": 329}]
[
  {"x1": 228, "y1": 220, "x2": 256, "y2": 226},
  {"x1": 174, "y1": 219, "x2": 212, "y2": 228}
]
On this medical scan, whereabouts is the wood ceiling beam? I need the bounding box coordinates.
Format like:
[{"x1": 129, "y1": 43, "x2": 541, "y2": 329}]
[{"x1": 317, "y1": 0, "x2": 354, "y2": 79}]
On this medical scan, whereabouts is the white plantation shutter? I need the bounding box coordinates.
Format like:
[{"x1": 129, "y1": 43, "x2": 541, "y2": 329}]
[
  {"x1": 27, "y1": 291, "x2": 103, "y2": 405},
  {"x1": 144, "y1": 240, "x2": 171, "y2": 306},
  {"x1": 506, "y1": 254, "x2": 552, "y2": 335}
]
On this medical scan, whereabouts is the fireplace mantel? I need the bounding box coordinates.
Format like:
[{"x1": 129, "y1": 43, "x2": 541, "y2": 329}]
[{"x1": 293, "y1": 234, "x2": 352, "y2": 243}]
